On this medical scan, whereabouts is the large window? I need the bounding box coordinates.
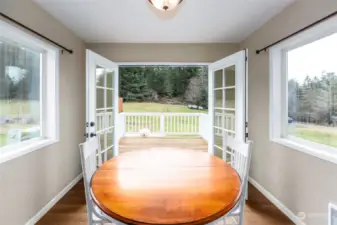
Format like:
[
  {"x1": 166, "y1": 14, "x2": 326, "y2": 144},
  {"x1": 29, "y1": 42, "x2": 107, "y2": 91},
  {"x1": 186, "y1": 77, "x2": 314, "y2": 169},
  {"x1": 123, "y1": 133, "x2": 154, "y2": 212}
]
[
  {"x1": 270, "y1": 16, "x2": 337, "y2": 164},
  {"x1": 0, "y1": 20, "x2": 59, "y2": 163}
]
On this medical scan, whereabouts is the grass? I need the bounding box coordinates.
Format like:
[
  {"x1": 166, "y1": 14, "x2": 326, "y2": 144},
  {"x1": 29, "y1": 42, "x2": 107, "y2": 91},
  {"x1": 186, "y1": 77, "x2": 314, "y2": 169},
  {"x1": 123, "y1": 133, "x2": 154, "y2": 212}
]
[
  {"x1": 0, "y1": 100, "x2": 40, "y2": 117},
  {"x1": 2, "y1": 100, "x2": 337, "y2": 150},
  {"x1": 0, "y1": 100, "x2": 40, "y2": 147},
  {"x1": 123, "y1": 102, "x2": 207, "y2": 113},
  {"x1": 289, "y1": 124, "x2": 337, "y2": 148},
  {"x1": 0, "y1": 134, "x2": 6, "y2": 147}
]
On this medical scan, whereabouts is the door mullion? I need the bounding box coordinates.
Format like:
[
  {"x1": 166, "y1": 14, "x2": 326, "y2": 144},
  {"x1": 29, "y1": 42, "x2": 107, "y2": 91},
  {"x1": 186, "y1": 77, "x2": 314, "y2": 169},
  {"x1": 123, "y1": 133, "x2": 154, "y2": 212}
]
[{"x1": 222, "y1": 68, "x2": 226, "y2": 161}]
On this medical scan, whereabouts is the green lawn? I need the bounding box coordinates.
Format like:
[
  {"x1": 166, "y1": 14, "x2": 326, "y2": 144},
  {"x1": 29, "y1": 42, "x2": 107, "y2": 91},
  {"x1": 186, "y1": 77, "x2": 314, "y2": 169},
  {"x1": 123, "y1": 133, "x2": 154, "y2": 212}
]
[
  {"x1": 289, "y1": 124, "x2": 337, "y2": 148},
  {"x1": 0, "y1": 134, "x2": 6, "y2": 147},
  {"x1": 123, "y1": 102, "x2": 207, "y2": 113},
  {"x1": 0, "y1": 100, "x2": 40, "y2": 147},
  {"x1": 2, "y1": 100, "x2": 337, "y2": 150}
]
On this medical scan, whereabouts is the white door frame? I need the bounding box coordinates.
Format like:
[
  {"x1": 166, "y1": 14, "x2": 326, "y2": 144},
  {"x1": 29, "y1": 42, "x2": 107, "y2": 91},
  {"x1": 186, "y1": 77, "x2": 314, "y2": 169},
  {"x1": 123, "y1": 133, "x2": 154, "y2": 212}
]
[
  {"x1": 86, "y1": 50, "x2": 119, "y2": 156},
  {"x1": 117, "y1": 62, "x2": 210, "y2": 66},
  {"x1": 208, "y1": 50, "x2": 247, "y2": 155}
]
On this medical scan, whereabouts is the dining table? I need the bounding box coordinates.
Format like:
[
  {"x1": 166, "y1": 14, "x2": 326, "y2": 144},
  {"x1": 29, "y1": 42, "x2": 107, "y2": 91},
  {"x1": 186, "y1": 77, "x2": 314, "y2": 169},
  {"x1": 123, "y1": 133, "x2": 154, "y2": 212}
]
[{"x1": 90, "y1": 149, "x2": 241, "y2": 225}]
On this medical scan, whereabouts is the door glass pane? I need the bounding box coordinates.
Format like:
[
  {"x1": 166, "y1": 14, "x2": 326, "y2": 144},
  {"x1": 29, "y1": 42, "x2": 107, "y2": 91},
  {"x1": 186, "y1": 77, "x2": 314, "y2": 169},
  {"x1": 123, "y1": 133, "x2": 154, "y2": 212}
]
[
  {"x1": 214, "y1": 126, "x2": 223, "y2": 147},
  {"x1": 214, "y1": 69, "x2": 223, "y2": 88},
  {"x1": 225, "y1": 66, "x2": 235, "y2": 87},
  {"x1": 96, "y1": 88, "x2": 104, "y2": 109},
  {"x1": 98, "y1": 132, "x2": 104, "y2": 152},
  {"x1": 225, "y1": 111, "x2": 235, "y2": 132},
  {"x1": 213, "y1": 146, "x2": 223, "y2": 159},
  {"x1": 96, "y1": 66, "x2": 105, "y2": 86},
  {"x1": 106, "y1": 70, "x2": 114, "y2": 89},
  {"x1": 106, "y1": 128, "x2": 114, "y2": 159},
  {"x1": 224, "y1": 133, "x2": 235, "y2": 163},
  {"x1": 96, "y1": 110, "x2": 105, "y2": 133},
  {"x1": 225, "y1": 89, "x2": 235, "y2": 109},
  {"x1": 214, "y1": 90, "x2": 223, "y2": 108},
  {"x1": 106, "y1": 109, "x2": 114, "y2": 128},
  {"x1": 214, "y1": 109, "x2": 222, "y2": 127},
  {"x1": 106, "y1": 89, "x2": 113, "y2": 108},
  {"x1": 106, "y1": 128, "x2": 114, "y2": 149}
]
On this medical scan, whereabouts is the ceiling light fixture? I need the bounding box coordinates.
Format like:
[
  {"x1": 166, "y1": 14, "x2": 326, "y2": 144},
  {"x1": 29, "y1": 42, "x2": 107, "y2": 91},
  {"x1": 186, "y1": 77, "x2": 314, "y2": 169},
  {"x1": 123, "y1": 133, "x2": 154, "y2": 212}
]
[{"x1": 148, "y1": 0, "x2": 184, "y2": 11}]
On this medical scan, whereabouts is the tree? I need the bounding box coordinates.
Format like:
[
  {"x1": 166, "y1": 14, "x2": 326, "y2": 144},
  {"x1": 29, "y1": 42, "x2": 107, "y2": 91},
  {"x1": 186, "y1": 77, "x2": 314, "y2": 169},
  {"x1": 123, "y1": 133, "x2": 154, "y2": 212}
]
[
  {"x1": 118, "y1": 65, "x2": 208, "y2": 106},
  {"x1": 185, "y1": 76, "x2": 202, "y2": 104},
  {"x1": 288, "y1": 71, "x2": 337, "y2": 125},
  {"x1": 119, "y1": 67, "x2": 149, "y2": 101}
]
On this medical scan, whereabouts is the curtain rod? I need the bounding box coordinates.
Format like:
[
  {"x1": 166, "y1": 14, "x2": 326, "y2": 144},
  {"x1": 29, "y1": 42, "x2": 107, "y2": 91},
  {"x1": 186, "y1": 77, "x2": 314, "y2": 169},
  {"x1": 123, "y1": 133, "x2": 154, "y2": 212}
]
[
  {"x1": 256, "y1": 10, "x2": 337, "y2": 54},
  {"x1": 0, "y1": 12, "x2": 73, "y2": 54}
]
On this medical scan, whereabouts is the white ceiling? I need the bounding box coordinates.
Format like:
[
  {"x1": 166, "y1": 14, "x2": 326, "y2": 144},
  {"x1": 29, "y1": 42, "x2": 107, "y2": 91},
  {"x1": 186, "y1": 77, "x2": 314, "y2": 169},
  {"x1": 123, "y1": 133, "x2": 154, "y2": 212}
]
[{"x1": 33, "y1": 0, "x2": 295, "y2": 43}]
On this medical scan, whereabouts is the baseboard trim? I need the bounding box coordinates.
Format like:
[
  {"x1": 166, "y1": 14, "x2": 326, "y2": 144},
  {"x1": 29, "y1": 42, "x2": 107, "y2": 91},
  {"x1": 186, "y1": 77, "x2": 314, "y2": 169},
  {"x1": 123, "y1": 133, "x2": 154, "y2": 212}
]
[
  {"x1": 248, "y1": 177, "x2": 306, "y2": 225},
  {"x1": 26, "y1": 173, "x2": 83, "y2": 225}
]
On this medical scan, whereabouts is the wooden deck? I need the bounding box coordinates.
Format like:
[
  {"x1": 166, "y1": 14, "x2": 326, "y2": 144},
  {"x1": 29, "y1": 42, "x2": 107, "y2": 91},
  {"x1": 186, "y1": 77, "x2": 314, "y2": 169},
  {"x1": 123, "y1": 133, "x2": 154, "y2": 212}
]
[
  {"x1": 119, "y1": 136, "x2": 208, "y2": 154},
  {"x1": 36, "y1": 137, "x2": 294, "y2": 225}
]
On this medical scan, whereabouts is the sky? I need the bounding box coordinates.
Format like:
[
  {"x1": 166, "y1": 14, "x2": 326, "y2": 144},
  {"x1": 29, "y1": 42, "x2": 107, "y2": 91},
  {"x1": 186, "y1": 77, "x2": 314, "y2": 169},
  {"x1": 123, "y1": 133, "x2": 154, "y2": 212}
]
[{"x1": 287, "y1": 33, "x2": 337, "y2": 83}]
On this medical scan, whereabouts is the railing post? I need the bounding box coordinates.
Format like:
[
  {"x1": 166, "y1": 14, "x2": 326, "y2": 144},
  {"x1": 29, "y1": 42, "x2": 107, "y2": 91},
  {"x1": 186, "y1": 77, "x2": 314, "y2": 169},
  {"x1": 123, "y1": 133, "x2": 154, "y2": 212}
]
[
  {"x1": 199, "y1": 114, "x2": 202, "y2": 136},
  {"x1": 160, "y1": 114, "x2": 165, "y2": 136},
  {"x1": 121, "y1": 113, "x2": 126, "y2": 137}
]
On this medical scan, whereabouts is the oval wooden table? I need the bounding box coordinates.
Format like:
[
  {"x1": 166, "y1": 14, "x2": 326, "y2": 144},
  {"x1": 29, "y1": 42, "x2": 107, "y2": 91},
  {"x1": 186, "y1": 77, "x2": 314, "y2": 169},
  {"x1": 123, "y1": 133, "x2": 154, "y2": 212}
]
[{"x1": 90, "y1": 149, "x2": 241, "y2": 225}]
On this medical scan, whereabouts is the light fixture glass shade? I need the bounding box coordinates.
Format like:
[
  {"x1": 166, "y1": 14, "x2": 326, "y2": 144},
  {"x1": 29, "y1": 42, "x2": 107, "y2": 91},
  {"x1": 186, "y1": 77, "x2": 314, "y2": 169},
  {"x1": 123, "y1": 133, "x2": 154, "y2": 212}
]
[{"x1": 148, "y1": 0, "x2": 183, "y2": 11}]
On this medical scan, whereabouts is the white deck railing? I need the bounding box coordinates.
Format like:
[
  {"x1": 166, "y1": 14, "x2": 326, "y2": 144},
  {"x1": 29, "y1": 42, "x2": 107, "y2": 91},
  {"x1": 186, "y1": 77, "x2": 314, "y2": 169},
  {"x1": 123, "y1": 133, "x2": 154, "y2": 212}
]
[
  {"x1": 96, "y1": 112, "x2": 235, "y2": 141},
  {"x1": 120, "y1": 113, "x2": 205, "y2": 137}
]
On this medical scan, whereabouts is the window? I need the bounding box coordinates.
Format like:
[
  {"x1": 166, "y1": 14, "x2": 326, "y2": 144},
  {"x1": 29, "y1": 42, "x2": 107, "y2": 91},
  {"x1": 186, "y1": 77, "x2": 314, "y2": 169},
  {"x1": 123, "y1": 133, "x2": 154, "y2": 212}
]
[
  {"x1": 270, "y1": 16, "x2": 337, "y2": 164},
  {"x1": 0, "y1": 20, "x2": 59, "y2": 163}
]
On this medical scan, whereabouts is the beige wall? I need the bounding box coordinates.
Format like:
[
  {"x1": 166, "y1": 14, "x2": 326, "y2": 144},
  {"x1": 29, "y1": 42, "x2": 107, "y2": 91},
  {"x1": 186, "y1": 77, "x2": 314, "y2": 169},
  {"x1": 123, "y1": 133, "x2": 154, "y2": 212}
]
[
  {"x1": 0, "y1": 0, "x2": 86, "y2": 224},
  {"x1": 241, "y1": 0, "x2": 337, "y2": 224},
  {"x1": 86, "y1": 43, "x2": 239, "y2": 62}
]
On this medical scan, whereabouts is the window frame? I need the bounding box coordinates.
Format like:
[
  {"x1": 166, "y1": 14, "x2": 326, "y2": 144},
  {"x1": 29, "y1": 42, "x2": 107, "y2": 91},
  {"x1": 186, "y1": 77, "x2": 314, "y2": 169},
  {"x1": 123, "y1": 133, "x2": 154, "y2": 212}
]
[
  {"x1": 269, "y1": 16, "x2": 337, "y2": 165},
  {"x1": 0, "y1": 19, "x2": 59, "y2": 164}
]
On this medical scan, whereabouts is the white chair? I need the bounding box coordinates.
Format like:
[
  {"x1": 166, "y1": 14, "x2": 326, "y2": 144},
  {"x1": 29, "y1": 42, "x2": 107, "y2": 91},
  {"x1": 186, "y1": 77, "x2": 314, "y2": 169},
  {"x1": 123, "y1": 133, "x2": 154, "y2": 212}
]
[
  {"x1": 223, "y1": 134, "x2": 253, "y2": 225},
  {"x1": 79, "y1": 138, "x2": 122, "y2": 225}
]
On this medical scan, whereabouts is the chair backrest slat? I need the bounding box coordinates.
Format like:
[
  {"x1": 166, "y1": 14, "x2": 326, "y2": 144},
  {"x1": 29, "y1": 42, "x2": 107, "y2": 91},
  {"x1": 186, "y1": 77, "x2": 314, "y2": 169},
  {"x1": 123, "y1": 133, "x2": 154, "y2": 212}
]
[
  {"x1": 79, "y1": 137, "x2": 102, "y2": 184},
  {"x1": 224, "y1": 133, "x2": 253, "y2": 193},
  {"x1": 79, "y1": 137, "x2": 103, "y2": 225}
]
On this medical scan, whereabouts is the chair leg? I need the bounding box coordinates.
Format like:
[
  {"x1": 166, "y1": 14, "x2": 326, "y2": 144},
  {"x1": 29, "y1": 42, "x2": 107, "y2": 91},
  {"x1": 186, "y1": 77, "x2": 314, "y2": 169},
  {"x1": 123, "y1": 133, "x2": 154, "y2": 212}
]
[
  {"x1": 245, "y1": 185, "x2": 248, "y2": 200},
  {"x1": 238, "y1": 201, "x2": 245, "y2": 225}
]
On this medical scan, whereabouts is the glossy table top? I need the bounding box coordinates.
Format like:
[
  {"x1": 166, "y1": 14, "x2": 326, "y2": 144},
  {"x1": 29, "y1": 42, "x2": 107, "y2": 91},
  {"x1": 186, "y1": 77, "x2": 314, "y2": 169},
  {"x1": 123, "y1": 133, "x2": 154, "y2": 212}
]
[{"x1": 90, "y1": 149, "x2": 241, "y2": 225}]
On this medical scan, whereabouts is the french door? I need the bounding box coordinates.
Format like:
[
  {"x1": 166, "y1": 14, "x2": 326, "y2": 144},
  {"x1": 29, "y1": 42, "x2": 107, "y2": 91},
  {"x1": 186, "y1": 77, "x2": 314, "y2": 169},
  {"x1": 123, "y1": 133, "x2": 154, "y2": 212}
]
[
  {"x1": 208, "y1": 50, "x2": 247, "y2": 160},
  {"x1": 86, "y1": 50, "x2": 119, "y2": 161}
]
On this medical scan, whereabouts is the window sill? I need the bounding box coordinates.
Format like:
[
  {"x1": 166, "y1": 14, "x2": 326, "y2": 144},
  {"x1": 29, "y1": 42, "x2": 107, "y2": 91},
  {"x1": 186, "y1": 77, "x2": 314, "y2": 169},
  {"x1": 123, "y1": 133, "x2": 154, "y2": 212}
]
[
  {"x1": 271, "y1": 137, "x2": 337, "y2": 165},
  {"x1": 0, "y1": 139, "x2": 58, "y2": 165}
]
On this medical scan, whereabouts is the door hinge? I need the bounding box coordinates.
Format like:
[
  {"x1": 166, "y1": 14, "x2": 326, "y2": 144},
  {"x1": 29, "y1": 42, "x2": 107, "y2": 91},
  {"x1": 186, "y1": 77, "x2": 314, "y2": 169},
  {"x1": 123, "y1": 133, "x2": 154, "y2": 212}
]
[
  {"x1": 245, "y1": 133, "x2": 248, "y2": 138},
  {"x1": 245, "y1": 122, "x2": 248, "y2": 127}
]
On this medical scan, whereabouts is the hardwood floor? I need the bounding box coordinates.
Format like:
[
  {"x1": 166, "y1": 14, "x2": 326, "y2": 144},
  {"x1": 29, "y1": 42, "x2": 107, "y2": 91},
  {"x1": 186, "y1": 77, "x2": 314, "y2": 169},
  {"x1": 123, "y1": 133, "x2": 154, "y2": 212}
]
[
  {"x1": 37, "y1": 137, "x2": 294, "y2": 225},
  {"x1": 36, "y1": 181, "x2": 294, "y2": 225}
]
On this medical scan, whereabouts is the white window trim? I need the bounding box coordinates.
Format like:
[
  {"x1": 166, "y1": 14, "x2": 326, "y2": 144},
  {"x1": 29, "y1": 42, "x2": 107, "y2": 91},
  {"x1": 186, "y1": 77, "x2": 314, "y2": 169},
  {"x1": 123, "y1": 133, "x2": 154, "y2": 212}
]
[
  {"x1": 0, "y1": 19, "x2": 59, "y2": 164},
  {"x1": 269, "y1": 15, "x2": 337, "y2": 165},
  {"x1": 329, "y1": 202, "x2": 337, "y2": 225}
]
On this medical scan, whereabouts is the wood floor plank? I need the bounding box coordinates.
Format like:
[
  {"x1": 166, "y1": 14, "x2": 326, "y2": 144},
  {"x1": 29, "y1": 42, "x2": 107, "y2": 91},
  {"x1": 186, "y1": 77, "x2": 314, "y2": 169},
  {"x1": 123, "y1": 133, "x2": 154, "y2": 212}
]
[
  {"x1": 37, "y1": 137, "x2": 294, "y2": 225},
  {"x1": 36, "y1": 181, "x2": 294, "y2": 225}
]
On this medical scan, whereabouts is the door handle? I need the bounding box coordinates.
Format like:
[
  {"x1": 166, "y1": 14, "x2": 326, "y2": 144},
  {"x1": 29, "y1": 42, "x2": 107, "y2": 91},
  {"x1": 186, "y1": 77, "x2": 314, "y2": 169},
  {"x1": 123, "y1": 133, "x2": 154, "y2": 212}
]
[
  {"x1": 86, "y1": 122, "x2": 95, "y2": 127},
  {"x1": 90, "y1": 133, "x2": 97, "y2": 137}
]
